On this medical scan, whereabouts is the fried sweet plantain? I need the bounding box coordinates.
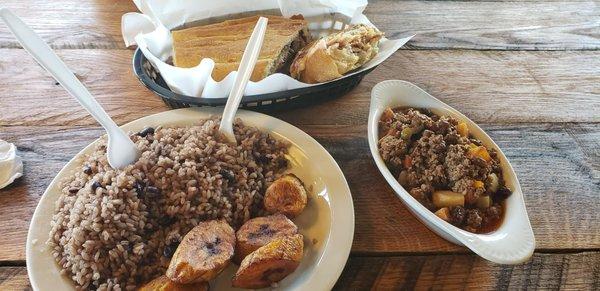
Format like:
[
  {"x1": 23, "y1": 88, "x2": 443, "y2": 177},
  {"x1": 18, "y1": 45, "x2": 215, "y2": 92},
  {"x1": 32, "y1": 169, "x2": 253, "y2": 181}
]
[
  {"x1": 264, "y1": 174, "x2": 307, "y2": 218},
  {"x1": 232, "y1": 234, "x2": 304, "y2": 289},
  {"x1": 234, "y1": 213, "x2": 298, "y2": 264},
  {"x1": 139, "y1": 275, "x2": 209, "y2": 291},
  {"x1": 166, "y1": 220, "x2": 235, "y2": 284}
]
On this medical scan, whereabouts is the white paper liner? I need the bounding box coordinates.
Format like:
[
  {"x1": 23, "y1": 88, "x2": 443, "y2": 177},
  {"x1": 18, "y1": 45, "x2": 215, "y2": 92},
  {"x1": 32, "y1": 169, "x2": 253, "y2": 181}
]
[
  {"x1": 122, "y1": 0, "x2": 413, "y2": 98},
  {"x1": 0, "y1": 140, "x2": 23, "y2": 189}
]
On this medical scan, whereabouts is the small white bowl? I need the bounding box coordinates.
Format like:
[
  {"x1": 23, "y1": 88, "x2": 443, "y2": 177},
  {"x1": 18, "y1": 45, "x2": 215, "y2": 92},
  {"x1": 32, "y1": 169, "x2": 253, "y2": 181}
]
[{"x1": 367, "y1": 80, "x2": 535, "y2": 264}]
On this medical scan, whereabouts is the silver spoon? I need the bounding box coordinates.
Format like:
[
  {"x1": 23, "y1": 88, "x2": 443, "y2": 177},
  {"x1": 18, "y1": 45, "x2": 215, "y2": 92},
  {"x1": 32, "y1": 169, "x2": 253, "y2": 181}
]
[
  {"x1": 219, "y1": 17, "x2": 268, "y2": 142},
  {"x1": 0, "y1": 8, "x2": 139, "y2": 169}
]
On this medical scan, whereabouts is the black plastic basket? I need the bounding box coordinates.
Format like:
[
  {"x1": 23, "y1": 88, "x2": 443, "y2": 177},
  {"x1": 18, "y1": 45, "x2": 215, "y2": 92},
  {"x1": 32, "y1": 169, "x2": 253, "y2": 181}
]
[{"x1": 132, "y1": 48, "x2": 375, "y2": 112}]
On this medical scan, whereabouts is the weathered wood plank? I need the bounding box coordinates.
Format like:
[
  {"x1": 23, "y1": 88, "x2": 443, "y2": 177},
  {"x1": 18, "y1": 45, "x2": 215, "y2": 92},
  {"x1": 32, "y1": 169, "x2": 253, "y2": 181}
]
[
  {"x1": 0, "y1": 0, "x2": 598, "y2": 50},
  {"x1": 0, "y1": 267, "x2": 30, "y2": 291},
  {"x1": 334, "y1": 252, "x2": 600, "y2": 290},
  {"x1": 0, "y1": 123, "x2": 597, "y2": 260},
  {"x1": 367, "y1": 0, "x2": 600, "y2": 50},
  {"x1": 0, "y1": 0, "x2": 132, "y2": 49},
  {"x1": 2, "y1": 252, "x2": 599, "y2": 290},
  {"x1": 0, "y1": 49, "x2": 598, "y2": 128}
]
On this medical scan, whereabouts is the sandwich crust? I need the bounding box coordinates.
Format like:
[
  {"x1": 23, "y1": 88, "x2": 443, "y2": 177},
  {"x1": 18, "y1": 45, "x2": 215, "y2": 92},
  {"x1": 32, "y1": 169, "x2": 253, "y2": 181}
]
[
  {"x1": 290, "y1": 24, "x2": 383, "y2": 84},
  {"x1": 172, "y1": 15, "x2": 309, "y2": 82}
]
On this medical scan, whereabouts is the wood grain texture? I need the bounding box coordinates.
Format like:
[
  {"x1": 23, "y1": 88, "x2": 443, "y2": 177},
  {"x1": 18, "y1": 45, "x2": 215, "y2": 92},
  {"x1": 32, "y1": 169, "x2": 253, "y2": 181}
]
[
  {"x1": 0, "y1": 0, "x2": 598, "y2": 50},
  {"x1": 334, "y1": 252, "x2": 600, "y2": 290},
  {"x1": 367, "y1": 0, "x2": 600, "y2": 50},
  {"x1": 2, "y1": 252, "x2": 599, "y2": 290},
  {"x1": 0, "y1": 49, "x2": 598, "y2": 128},
  {"x1": 0, "y1": 0, "x2": 133, "y2": 49},
  {"x1": 0, "y1": 123, "x2": 597, "y2": 260},
  {"x1": 0, "y1": 267, "x2": 30, "y2": 291}
]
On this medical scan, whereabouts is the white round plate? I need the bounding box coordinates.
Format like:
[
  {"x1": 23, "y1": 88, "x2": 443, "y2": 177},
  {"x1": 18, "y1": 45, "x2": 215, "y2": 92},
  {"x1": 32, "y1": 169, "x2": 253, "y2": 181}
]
[{"x1": 26, "y1": 108, "x2": 354, "y2": 291}]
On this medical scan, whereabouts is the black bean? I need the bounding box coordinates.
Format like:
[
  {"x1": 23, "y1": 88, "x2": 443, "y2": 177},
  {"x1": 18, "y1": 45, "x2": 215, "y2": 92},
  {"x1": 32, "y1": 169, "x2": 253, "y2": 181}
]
[
  {"x1": 420, "y1": 108, "x2": 433, "y2": 116},
  {"x1": 83, "y1": 166, "x2": 93, "y2": 175},
  {"x1": 163, "y1": 242, "x2": 178, "y2": 258},
  {"x1": 158, "y1": 216, "x2": 175, "y2": 226},
  {"x1": 145, "y1": 186, "x2": 161, "y2": 198},
  {"x1": 137, "y1": 127, "x2": 155, "y2": 137},
  {"x1": 134, "y1": 181, "x2": 146, "y2": 197},
  {"x1": 493, "y1": 186, "x2": 512, "y2": 201},
  {"x1": 219, "y1": 169, "x2": 235, "y2": 183},
  {"x1": 134, "y1": 275, "x2": 144, "y2": 285},
  {"x1": 450, "y1": 206, "x2": 466, "y2": 226},
  {"x1": 256, "y1": 154, "x2": 271, "y2": 164},
  {"x1": 68, "y1": 187, "x2": 79, "y2": 194},
  {"x1": 91, "y1": 181, "x2": 102, "y2": 191},
  {"x1": 277, "y1": 158, "x2": 288, "y2": 168}
]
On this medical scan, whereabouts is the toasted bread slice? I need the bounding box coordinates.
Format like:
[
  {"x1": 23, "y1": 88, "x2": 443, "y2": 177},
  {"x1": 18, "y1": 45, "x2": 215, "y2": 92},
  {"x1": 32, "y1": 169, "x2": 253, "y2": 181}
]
[{"x1": 172, "y1": 15, "x2": 309, "y2": 81}]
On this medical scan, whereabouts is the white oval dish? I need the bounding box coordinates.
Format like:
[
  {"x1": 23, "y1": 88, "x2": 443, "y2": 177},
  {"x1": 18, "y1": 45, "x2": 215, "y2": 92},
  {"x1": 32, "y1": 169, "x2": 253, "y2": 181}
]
[
  {"x1": 26, "y1": 107, "x2": 354, "y2": 291},
  {"x1": 367, "y1": 80, "x2": 535, "y2": 264}
]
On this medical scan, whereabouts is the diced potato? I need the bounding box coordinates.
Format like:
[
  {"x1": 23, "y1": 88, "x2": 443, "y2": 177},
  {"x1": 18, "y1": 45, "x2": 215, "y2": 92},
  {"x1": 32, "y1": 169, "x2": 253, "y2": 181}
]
[
  {"x1": 457, "y1": 122, "x2": 469, "y2": 137},
  {"x1": 434, "y1": 207, "x2": 450, "y2": 221},
  {"x1": 432, "y1": 191, "x2": 465, "y2": 208},
  {"x1": 468, "y1": 145, "x2": 492, "y2": 162},
  {"x1": 487, "y1": 173, "x2": 500, "y2": 193},
  {"x1": 476, "y1": 196, "x2": 491, "y2": 209},
  {"x1": 473, "y1": 180, "x2": 485, "y2": 189}
]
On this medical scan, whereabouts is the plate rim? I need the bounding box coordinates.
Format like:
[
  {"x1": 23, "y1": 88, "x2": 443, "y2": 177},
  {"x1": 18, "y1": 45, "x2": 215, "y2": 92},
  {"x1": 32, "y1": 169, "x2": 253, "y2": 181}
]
[{"x1": 26, "y1": 107, "x2": 354, "y2": 291}]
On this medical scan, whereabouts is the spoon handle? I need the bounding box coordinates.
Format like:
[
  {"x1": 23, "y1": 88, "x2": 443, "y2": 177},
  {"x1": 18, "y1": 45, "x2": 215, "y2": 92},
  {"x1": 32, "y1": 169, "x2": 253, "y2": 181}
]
[
  {"x1": 219, "y1": 17, "x2": 268, "y2": 142},
  {"x1": 0, "y1": 8, "x2": 120, "y2": 133}
]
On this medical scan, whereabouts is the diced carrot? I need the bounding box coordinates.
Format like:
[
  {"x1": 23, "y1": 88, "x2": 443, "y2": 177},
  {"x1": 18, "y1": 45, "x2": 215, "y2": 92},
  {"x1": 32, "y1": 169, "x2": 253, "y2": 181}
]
[
  {"x1": 457, "y1": 122, "x2": 469, "y2": 137},
  {"x1": 403, "y1": 156, "x2": 412, "y2": 169},
  {"x1": 435, "y1": 207, "x2": 451, "y2": 221},
  {"x1": 468, "y1": 145, "x2": 492, "y2": 162},
  {"x1": 473, "y1": 180, "x2": 485, "y2": 188},
  {"x1": 476, "y1": 147, "x2": 492, "y2": 162}
]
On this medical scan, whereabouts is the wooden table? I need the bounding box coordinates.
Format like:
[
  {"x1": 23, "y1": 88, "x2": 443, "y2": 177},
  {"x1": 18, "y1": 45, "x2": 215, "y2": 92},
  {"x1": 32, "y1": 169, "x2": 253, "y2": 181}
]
[{"x1": 0, "y1": 0, "x2": 598, "y2": 289}]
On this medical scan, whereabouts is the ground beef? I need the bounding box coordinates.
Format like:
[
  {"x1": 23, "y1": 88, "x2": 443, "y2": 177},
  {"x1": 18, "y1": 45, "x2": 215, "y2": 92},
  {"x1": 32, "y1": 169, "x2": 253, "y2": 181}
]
[
  {"x1": 377, "y1": 107, "x2": 512, "y2": 233},
  {"x1": 409, "y1": 184, "x2": 435, "y2": 210},
  {"x1": 444, "y1": 145, "x2": 491, "y2": 182},
  {"x1": 466, "y1": 209, "x2": 483, "y2": 230},
  {"x1": 378, "y1": 135, "x2": 407, "y2": 170},
  {"x1": 450, "y1": 206, "x2": 466, "y2": 226},
  {"x1": 483, "y1": 204, "x2": 502, "y2": 225},
  {"x1": 406, "y1": 130, "x2": 448, "y2": 188}
]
